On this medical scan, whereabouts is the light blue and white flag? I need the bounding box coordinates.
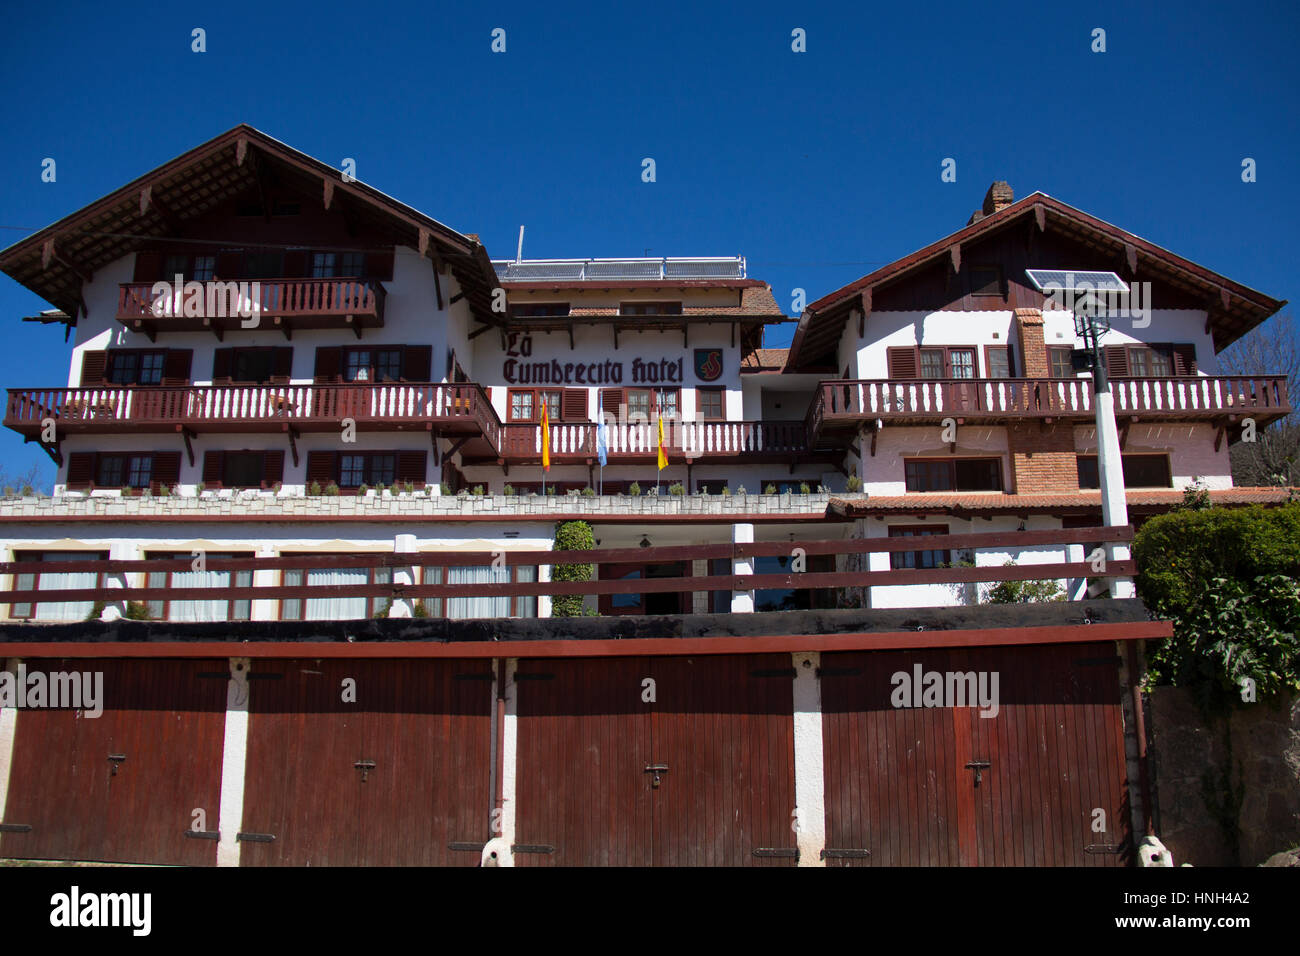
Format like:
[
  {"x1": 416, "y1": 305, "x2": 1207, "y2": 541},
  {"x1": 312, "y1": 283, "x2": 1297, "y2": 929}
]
[{"x1": 596, "y1": 419, "x2": 609, "y2": 467}]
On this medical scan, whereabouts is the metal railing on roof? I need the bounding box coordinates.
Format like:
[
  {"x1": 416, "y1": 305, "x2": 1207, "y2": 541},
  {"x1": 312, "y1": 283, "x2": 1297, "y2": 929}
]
[{"x1": 491, "y1": 257, "x2": 747, "y2": 282}]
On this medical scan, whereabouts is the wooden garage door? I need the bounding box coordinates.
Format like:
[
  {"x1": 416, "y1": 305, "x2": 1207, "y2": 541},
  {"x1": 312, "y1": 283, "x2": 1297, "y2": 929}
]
[
  {"x1": 821, "y1": 642, "x2": 1130, "y2": 866},
  {"x1": 239, "y1": 659, "x2": 492, "y2": 866},
  {"x1": 0, "y1": 658, "x2": 227, "y2": 865},
  {"x1": 514, "y1": 654, "x2": 797, "y2": 866}
]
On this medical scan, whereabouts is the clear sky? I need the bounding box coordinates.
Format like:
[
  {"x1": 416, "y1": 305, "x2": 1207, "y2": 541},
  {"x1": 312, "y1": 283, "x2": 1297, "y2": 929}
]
[{"x1": 0, "y1": 0, "x2": 1296, "y2": 486}]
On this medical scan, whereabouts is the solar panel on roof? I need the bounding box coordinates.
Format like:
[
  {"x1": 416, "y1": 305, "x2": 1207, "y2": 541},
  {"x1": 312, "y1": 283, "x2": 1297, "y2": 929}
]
[{"x1": 1025, "y1": 269, "x2": 1129, "y2": 294}]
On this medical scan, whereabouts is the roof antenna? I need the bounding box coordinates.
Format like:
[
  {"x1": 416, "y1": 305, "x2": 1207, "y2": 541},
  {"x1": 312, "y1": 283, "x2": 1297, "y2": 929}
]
[{"x1": 516, "y1": 225, "x2": 525, "y2": 263}]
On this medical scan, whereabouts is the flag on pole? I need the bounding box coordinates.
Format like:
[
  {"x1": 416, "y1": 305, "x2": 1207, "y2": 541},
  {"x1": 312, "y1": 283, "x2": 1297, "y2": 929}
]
[
  {"x1": 656, "y1": 414, "x2": 668, "y2": 470},
  {"x1": 541, "y1": 401, "x2": 551, "y2": 471},
  {"x1": 596, "y1": 418, "x2": 608, "y2": 467}
]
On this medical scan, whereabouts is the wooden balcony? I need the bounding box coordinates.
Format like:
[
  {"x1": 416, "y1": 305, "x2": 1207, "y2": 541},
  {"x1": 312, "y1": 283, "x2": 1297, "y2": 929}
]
[
  {"x1": 487, "y1": 419, "x2": 830, "y2": 465},
  {"x1": 810, "y1": 376, "x2": 1291, "y2": 433},
  {"x1": 4, "y1": 383, "x2": 497, "y2": 440},
  {"x1": 115, "y1": 279, "x2": 386, "y2": 337}
]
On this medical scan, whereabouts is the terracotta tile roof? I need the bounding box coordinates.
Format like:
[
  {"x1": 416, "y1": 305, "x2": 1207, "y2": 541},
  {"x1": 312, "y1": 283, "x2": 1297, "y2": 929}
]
[
  {"x1": 741, "y1": 348, "x2": 789, "y2": 372},
  {"x1": 687, "y1": 285, "x2": 784, "y2": 317},
  {"x1": 827, "y1": 487, "x2": 1297, "y2": 517}
]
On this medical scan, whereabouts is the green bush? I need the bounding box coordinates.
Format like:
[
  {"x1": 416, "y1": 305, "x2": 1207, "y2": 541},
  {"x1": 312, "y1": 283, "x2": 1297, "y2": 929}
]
[
  {"x1": 628, "y1": 482, "x2": 642, "y2": 497},
  {"x1": 472, "y1": 485, "x2": 486, "y2": 496},
  {"x1": 85, "y1": 599, "x2": 106, "y2": 622},
  {"x1": 799, "y1": 482, "x2": 810, "y2": 494},
  {"x1": 412, "y1": 600, "x2": 429, "y2": 618},
  {"x1": 667, "y1": 482, "x2": 684, "y2": 496},
  {"x1": 439, "y1": 482, "x2": 451, "y2": 495},
  {"x1": 765, "y1": 484, "x2": 777, "y2": 495},
  {"x1": 123, "y1": 601, "x2": 150, "y2": 620},
  {"x1": 551, "y1": 520, "x2": 595, "y2": 617},
  {"x1": 324, "y1": 482, "x2": 340, "y2": 496},
  {"x1": 1134, "y1": 502, "x2": 1300, "y2": 698},
  {"x1": 983, "y1": 562, "x2": 1066, "y2": 604},
  {"x1": 721, "y1": 485, "x2": 732, "y2": 496},
  {"x1": 846, "y1": 475, "x2": 863, "y2": 492},
  {"x1": 373, "y1": 599, "x2": 392, "y2": 619},
  {"x1": 504, "y1": 484, "x2": 516, "y2": 496},
  {"x1": 582, "y1": 486, "x2": 596, "y2": 497},
  {"x1": 307, "y1": 481, "x2": 320, "y2": 496}
]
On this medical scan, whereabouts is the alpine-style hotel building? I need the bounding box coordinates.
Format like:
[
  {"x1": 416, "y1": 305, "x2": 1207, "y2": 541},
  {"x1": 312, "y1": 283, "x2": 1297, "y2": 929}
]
[{"x1": 0, "y1": 126, "x2": 1290, "y2": 870}]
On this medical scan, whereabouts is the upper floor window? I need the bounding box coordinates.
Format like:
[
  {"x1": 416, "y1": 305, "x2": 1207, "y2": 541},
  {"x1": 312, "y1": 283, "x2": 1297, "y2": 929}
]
[
  {"x1": 968, "y1": 266, "x2": 1003, "y2": 297},
  {"x1": 509, "y1": 389, "x2": 562, "y2": 422},
  {"x1": 339, "y1": 452, "x2": 397, "y2": 488},
  {"x1": 1076, "y1": 454, "x2": 1172, "y2": 489},
  {"x1": 1104, "y1": 343, "x2": 1197, "y2": 378},
  {"x1": 344, "y1": 348, "x2": 402, "y2": 382},
  {"x1": 162, "y1": 254, "x2": 216, "y2": 281},
  {"x1": 98, "y1": 453, "x2": 153, "y2": 488},
  {"x1": 512, "y1": 303, "x2": 571, "y2": 317},
  {"x1": 904, "y1": 457, "x2": 1003, "y2": 492},
  {"x1": 887, "y1": 345, "x2": 978, "y2": 380},
  {"x1": 311, "y1": 253, "x2": 337, "y2": 278},
  {"x1": 620, "y1": 302, "x2": 683, "y2": 316},
  {"x1": 1048, "y1": 346, "x2": 1075, "y2": 379},
  {"x1": 985, "y1": 346, "x2": 1014, "y2": 379},
  {"x1": 889, "y1": 525, "x2": 951, "y2": 570},
  {"x1": 697, "y1": 387, "x2": 724, "y2": 420},
  {"x1": 108, "y1": 350, "x2": 166, "y2": 385}
]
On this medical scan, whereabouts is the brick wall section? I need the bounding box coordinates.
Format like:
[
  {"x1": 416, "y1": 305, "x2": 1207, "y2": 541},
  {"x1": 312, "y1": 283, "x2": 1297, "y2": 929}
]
[
  {"x1": 1006, "y1": 423, "x2": 1078, "y2": 493},
  {"x1": 1014, "y1": 308, "x2": 1049, "y2": 378}
]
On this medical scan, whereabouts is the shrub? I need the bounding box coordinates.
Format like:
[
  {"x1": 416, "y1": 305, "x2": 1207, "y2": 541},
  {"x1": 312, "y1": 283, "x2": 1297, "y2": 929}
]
[
  {"x1": 721, "y1": 485, "x2": 732, "y2": 497},
  {"x1": 846, "y1": 475, "x2": 863, "y2": 492},
  {"x1": 628, "y1": 482, "x2": 641, "y2": 496},
  {"x1": 123, "y1": 601, "x2": 151, "y2": 620},
  {"x1": 472, "y1": 485, "x2": 486, "y2": 496},
  {"x1": 504, "y1": 484, "x2": 517, "y2": 496},
  {"x1": 196, "y1": 482, "x2": 206, "y2": 495},
  {"x1": 982, "y1": 562, "x2": 1066, "y2": 604},
  {"x1": 2, "y1": 486, "x2": 13, "y2": 497},
  {"x1": 799, "y1": 482, "x2": 810, "y2": 494},
  {"x1": 581, "y1": 486, "x2": 596, "y2": 497},
  {"x1": 765, "y1": 484, "x2": 777, "y2": 495},
  {"x1": 403, "y1": 481, "x2": 414, "y2": 494},
  {"x1": 85, "y1": 599, "x2": 106, "y2": 622},
  {"x1": 120, "y1": 486, "x2": 133, "y2": 497},
  {"x1": 374, "y1": 483, "x2": 387, "y2": 496},
  {"x1": 545, "y1": 486, "x2": 556, "y2": 496},
  {"x1": 358, "y1": 483, "x2": 370, "y2": 496},
  {"x1": 323, "y1": 482, "x2": 340, "y2": 496},
  {"x1": 667, "y1": 482, "x2": 684, "y2": 496},
  {"x1": 412, "y1": 600, "x2": 429, "y2": 618},
  {"x1": 307, "y1": 481, "x2": 321, "y2": 496},
  {"x1": 272, "y1": 481, "x2": 283, "y2": 494},
  {"x1": 373, "y1": 599, "x2": 392, "y2": 619},
  {"x1": 157, "y1": 484, "x2": 171, "y2": 497},
  {"x1": 439, "y1": 482, "x2": 451, "y2": 495},
  {"x1": 19, "y1": 483, "x2": 34, "y2": 497},
  {"x1": 1134, "y1": 502, "x2": 1300, "y2": 698},
  {"x1": 552, "y1": 520, "x2": 595, "y2": 617}
]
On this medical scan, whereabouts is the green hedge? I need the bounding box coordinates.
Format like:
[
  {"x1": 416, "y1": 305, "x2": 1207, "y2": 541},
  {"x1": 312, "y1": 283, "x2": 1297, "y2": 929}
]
[{"x1": 551, "y1": 520, "x2": 595, "y2": 617}]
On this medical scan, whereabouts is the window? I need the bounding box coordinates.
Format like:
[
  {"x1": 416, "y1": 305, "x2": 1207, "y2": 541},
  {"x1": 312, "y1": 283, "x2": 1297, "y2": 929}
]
[
  {"x1": 107, "y1": 350, "x2": 166, "y2": 385},
  {"x1": 193, "y1": 256, "x2": 216, "y2": 281},
  {"x1": 904, "y1": 457, "x2": 1003, "y2": 492},
  {"x1": 311, "y1": 252, "x2": 337, "y2": 278},
  {"x1": 508, "y1": 389, "x2": 564, "y2": 422},
  {"x1": 889, "y1": 525, "x2": 951, "y2": 570},
  {"x1": 419, "y1": 564, "x2": 539, "y2": 619},
  {"x1": 97, "y1": 454, "x2": 154, "y2": 488},
  {"x1": 340, "y1": 252, "x2": 365, "y2": 277},
  {"x1": 145, "y1": 551, "x2": 253, "y2": 622},
  {"x1": 985, "y1": 346, "x2": 1014, "y2": 379},
  {"x1": 893, "y1": 345, "x2": 981, "y2": 380},
  {"x1": 337, "y1": 452, "x2": 396, "y2": 488},
  {"x1": 754, "y1": 554, "x2": 836, "y2": 612},
  {"x1": 222, "y1": 452, "x2": 265, "y2": 488},
  {"x1": 1129, "y1": 346, "x2": 1173, "y2": 377},
  {"x1": 512, "y1": 303, "x2": 571, "y2": 317},
  {"x1": 620, "y1": 301, "x2": 682, "y2": 316},
  {"x1": 244, "y1": 251, "x2": 284, "y2": 279},
  {"x1": 697, "y1": 387, "x2": 724, "y2": 420},
  {"x1": 1048, "y1": 346, "x2": 1075, "y2": 379},
  {"x1": 1105, "y1": 343, "x2": 1195, "y2": 378},
  {"x1": 968, "y1": 266, "x2": 1003, "y2": 297},
  {"x1": 343, "y1": 348, "x2": 402, "y2": 382},
  {"x1": 1076, "y1": 454, "x2": 1172, "y2": 489},
  {"x1": 509, "y1": 390, "x2": 535, "y2": 422},
  {"x1": 920, "y1": 349, "x2": 945, "y2": 379},
  {"x1": 626, "y1": 388, "x2": 679, "y2": 418},
  {"x1": 10, "y1": 551, "x2": 105, "y2": 621},
  {"x1": 232, "y1": 349, "x2": 277, "y2": 384},
  {"x1": 280, "y1": 561, "x2": 391, "y2": 621},
  {"x1": 948, "y1": 349, "x2": 975, "y2": 379}
]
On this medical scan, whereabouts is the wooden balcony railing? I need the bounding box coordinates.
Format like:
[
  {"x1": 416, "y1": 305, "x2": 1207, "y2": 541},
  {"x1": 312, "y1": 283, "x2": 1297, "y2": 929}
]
[
  {"x1": 810, "y1": 375, "x2": 1291, "y2": 431},
  {"x1": 494, "y1": 419, "x2": 816, "y2": 462},
  {"x1": 115, "y1": 278, "x2": 387, "y2": 331},
  {"x1": 0, "y1": 526, "x2": 1136, "y2": 617},
  {"x1": 4, "y1": 382, "x2": 497, "y2": 440}
]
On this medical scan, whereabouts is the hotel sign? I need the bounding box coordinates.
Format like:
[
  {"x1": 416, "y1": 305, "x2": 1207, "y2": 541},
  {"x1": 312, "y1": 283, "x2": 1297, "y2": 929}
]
[{"x1": 502, "y1": 336, "x2": 720, "y2": 386}]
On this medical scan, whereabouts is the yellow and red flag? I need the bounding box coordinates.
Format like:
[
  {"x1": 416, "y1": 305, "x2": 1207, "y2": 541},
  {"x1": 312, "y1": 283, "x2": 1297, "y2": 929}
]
[
  {"x1": 657, "y1": 414, "x2": 667, "y2": 470},
  {"x1": 541, "y1": 401, "x2": 551, "y2": 471}
]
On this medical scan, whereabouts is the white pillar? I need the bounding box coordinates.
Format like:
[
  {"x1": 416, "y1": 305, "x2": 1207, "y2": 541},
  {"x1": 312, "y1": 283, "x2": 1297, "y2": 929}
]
[
  {"x1": 390, "y1": 533, "x2": 416, "y2": 618},
  {"x1": 732, "y1": 522, "x2": 755, "y2": 613},
  {"x1": 250, "y1": 544, "x2": 279, "y2": 621},
  {"x1": 482, "y1": 658, "x2": 517, "y2": 866},
  {"x1": 0, "y1": 659, "x2": 19, "y2": 835},
  {"x1": 101, "y1": 541, "x2": 139, "y2": 621},
  {"x1": 1095, "y1": 390, "x2": 1136, "y2": 598},
  {"x1": 216, "y1": 657, "x2": 251, "y2": 867},
  {"x1": 791, "y1": 652, "x2": 826, "y2": 866},
  {"x1": 538, "y1": 564, "x2": 552, "y2": 619}
]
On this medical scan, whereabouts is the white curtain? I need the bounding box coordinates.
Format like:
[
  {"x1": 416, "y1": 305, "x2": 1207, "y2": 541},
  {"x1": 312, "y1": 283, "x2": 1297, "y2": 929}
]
[
  {"x1": 305, "y1": 567, "x2": 368, "y2": 620},
  {"x1": 33, "y1": 551, "x2": 99, "y2": 622},
  {"x1": 447, "y1": 565, "x2": 511, "y2": 619},
  {"x1": 169, "y1": 567, "x2": 231, "y2": 622}
]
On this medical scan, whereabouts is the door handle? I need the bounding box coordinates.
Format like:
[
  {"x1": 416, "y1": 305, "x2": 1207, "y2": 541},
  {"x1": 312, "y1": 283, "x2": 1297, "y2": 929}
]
[
  {"x1": 107, "y1": 754, "x2": 126, "y2": 776},
  {"x1": 644, "y1": 764, "x2": 669, "y2": 788},
  {"x1": 354, "y1": 759, "x2": 376, "y2": 783},
  {"x1": 965, "y1": 760, "x2": 991, "y2": 787}
]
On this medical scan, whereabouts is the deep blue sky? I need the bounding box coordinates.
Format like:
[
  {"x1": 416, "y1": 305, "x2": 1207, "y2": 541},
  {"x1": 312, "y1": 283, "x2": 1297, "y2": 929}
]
[{"x1": 1, "y1": 0, "x2": 1296, "y2": 486}]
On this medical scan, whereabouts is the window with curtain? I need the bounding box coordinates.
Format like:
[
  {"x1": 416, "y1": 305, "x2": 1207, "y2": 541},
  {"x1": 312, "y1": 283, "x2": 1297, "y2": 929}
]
[
  {"x1": 281, "y1": 562, "x2": 390, "y2": 620},
  {"x1": 145, "y1": 552, "x2": 253, "y2": 622},
  {"x1": 421, "y1": 564, "x2": 538, "y2": 619},
  {"x1": 11, "y1": 551, "x2": 103, "y2": 622}
]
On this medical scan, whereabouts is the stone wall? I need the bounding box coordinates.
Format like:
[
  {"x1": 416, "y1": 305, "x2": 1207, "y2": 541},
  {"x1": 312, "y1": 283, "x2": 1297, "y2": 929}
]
[{"x1": 1148, "y1": 686, "x2": 1300, "y2": 866}]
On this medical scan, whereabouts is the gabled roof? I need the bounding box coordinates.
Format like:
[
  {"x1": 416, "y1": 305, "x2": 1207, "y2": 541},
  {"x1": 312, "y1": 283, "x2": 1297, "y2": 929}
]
[
  {"x1": 0, "y1": 124, "x2": 502, "y2": 325},
  {"x1": 789, "y1": 192, "x2": 1287, "y2": 368}
]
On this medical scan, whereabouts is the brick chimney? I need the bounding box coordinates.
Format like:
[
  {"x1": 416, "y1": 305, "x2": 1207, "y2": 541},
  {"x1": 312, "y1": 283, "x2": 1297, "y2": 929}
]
[{"x1": 967, "y1": 181, "x2": 1015, "y2": 225}]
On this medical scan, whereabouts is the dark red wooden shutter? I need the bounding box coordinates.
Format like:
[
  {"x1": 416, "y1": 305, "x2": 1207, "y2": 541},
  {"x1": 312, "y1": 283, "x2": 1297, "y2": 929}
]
[
  {"x1": 212, "y1": 348, "x2": 234, "y2": 382},
  {"x1": 271, "y1": 347, "x2": 294, "y2": 383},
  {"x1": 396, "y1": 450, "x2": 427, "y2": 487},
  {"x1": 162, "y1": 349, "x2": 192, "y2": 385},
  {"x1": 599, "y1": 388, "x2": 623, "y2": 415},
  {"x1": 66, "y1": 453, "x2": 95, "y2": 488},
  {"x1": 216, "y1": 250, "x2": 243, "y2": 279},
  {"x1": 1172, "y1": 344, "x2": 1197, "y2": 376},
  {"x1": 305, "y1": 451, "x2": 337, "y2": 486},
  {"x1": 133, "y1": 252, "x2": 163, "y2": 283},
  {"x1": 80, "y1": 351, "x2": 107, "y2": 386},
  {"x1": 151, "y1": 451, "x2": 181, "y2": 493},
  {"x1": 283, "y1": 249, "x2": 308, "y2": 278},
  {"x1": 1104, "y1": 346, "x2": 1129, "y2": 378},
  {"x1": 365, "y1": 249, "x2": 395, "y2": 280},
  {"x1": 887, "y1": 347, "x2": 919, "y2": 379},
  {"x1": 314, "y1": 347, "x2": 343, "y2": 383},
  {"x1": 402, "y1": 346, "x2": 432, "y2": 382},
  {"x1": 262, "y1": 449, "x2": 285, "y2": 487},
  {"x1": 562, "y1": 388, "x2": 588, "y2": 421},
  {"x1": 202, "y1": 451, "x2": 224, "y2": 488}
]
